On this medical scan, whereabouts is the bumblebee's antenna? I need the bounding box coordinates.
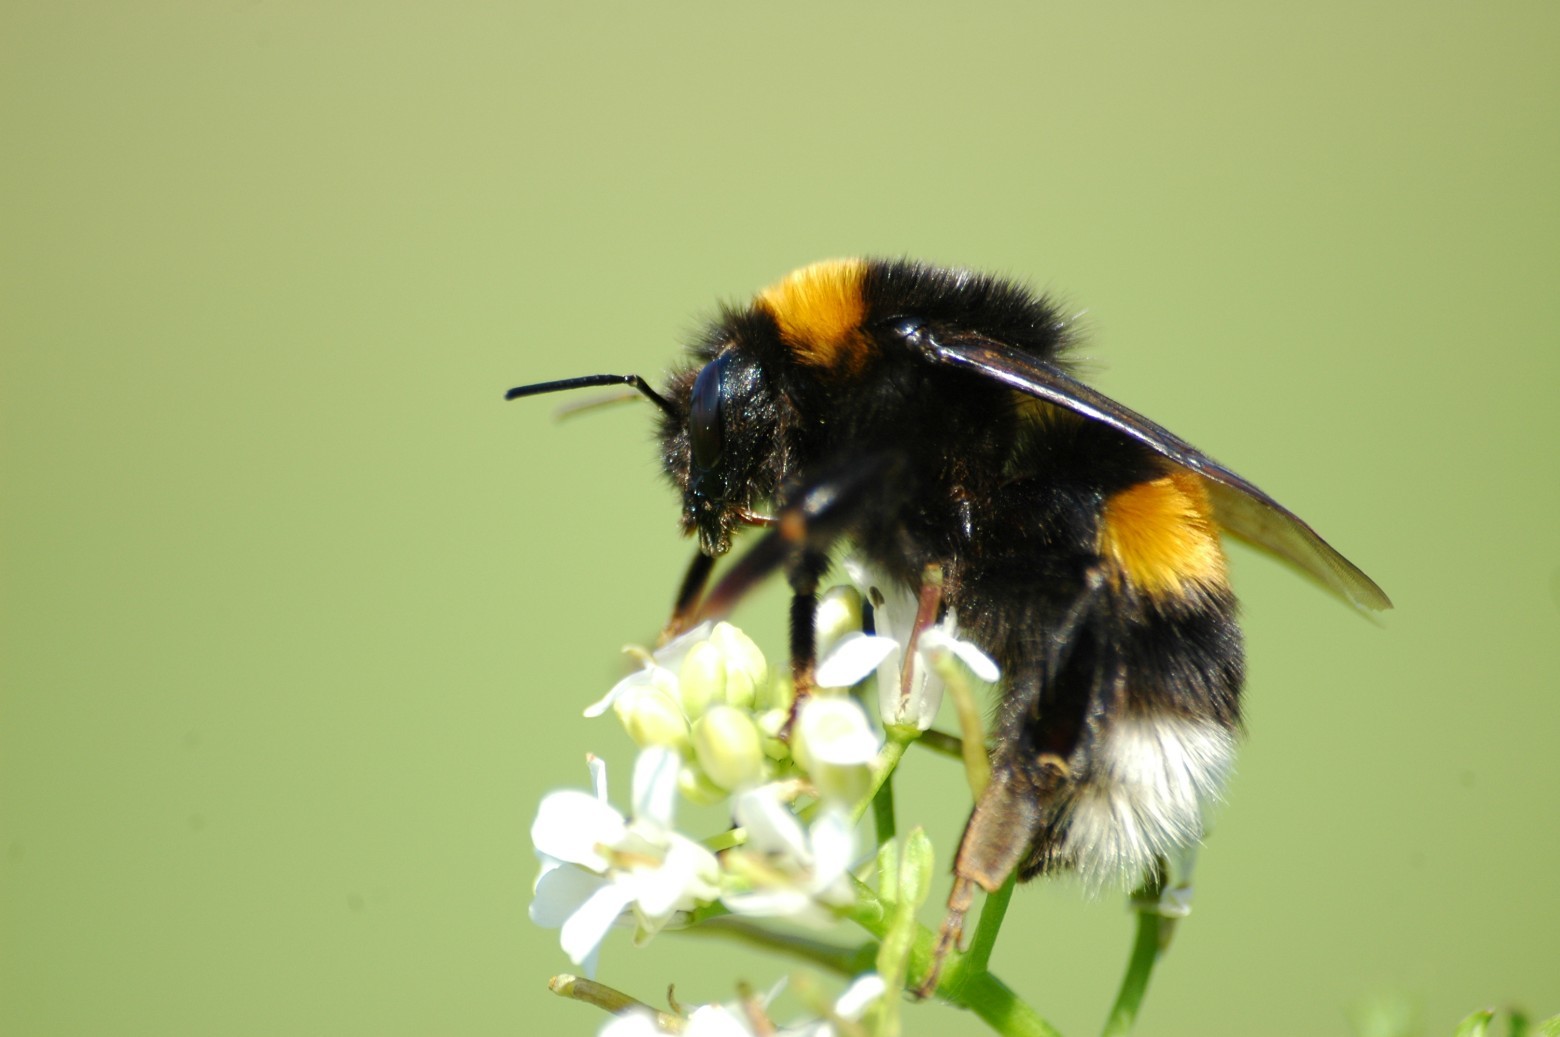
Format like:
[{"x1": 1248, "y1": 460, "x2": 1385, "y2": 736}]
[{"x1": 504, "y1": 374, "x2": 676, "y2": 420}]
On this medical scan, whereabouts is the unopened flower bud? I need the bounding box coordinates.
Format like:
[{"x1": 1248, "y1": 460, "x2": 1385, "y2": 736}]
[
  {"x1": 900, "y1": 826, "x2": 935, "y2": 909},
  {"x1": 691, "y1": 704, "x2": 765, "y2": 791},
  {"x1": 710, "y1": 622, "x2": 768, "y2": 710},
  {"x1": 614, "y1": 684, "x2": 691, "y2": 750},
  {"x1": 677, "y1": 640, "x2": 726, "y2": 719},
  {"x1": 814, "y1": 584, "x2": 865, "y2": 662},
  {"x1": 677, "y1": 762, "x2": 729, "y2": 806}
]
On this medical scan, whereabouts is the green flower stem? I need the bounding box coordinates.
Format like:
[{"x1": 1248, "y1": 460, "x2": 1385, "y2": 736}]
[
  {"x1": 1098, "y1": 907, "x2": 1159, "y2": 1037},
  {"x1": 958, "y1": 971, "x2": 1064, "y2": 1037},
  {"x1": 703, "y1": 826, "x2": 747, "y2": 853},
  {"x1": 964, "y1": 871, "x2": 1017, "y2": 974},
  {"x1": 915, "y1": 727, "x2": 964, "y2": 759},
  {"x1": 1100, "y1": 874, "x2": 1174, "y2": 1037},
  {"x1": 845, "y1": 878, "x2": 1063, "y2": 1037},
  {"x1": 872, "y1": 762, "x2": 897, "y2": 844},
  {"x1": 683, "y1": 916, "x2": 877, "y2": 977},
  {"x1": 934, "y1": 654, "x2": 990, "y2": 796},
  {"x1": 856, "y1": 733, "x2": 913, "y2": 827},
  {"x1": 549, "y1": 974, "x2": 681, "y2": 1030}
]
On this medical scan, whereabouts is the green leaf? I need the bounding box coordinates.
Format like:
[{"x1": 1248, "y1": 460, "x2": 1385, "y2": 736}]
[{"x1": 1453, "y1": 1009, "x2": 1495, "y2": 1037}]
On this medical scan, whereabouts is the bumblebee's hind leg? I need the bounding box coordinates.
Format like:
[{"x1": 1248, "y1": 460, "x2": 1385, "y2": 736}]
[
  {"x1": 916, "y1": 744, "x2": 1076, "y2": 997},
  {"x1": 916, "y1": 566, "x2": 1109, "y2": 997}
]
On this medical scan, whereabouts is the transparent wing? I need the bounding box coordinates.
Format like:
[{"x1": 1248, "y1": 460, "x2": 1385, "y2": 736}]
[{"x1": 908, "y1": 329, "x2": 1391, "y2": 611}]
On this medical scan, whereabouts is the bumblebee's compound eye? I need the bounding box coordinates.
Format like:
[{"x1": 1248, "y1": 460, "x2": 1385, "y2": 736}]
[{"x1": 688, "y1": 354, "x2": 727, "y2": 471}]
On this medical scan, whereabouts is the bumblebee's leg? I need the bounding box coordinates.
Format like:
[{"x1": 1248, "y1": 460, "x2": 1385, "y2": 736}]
[
  {"x1": 695, "y1": 453, "x2": 906, "y2": 621},
  {"x1": 784, "y1": 550, "x2": 831, "y2": 712},
  {"x1": 915, "y1": 565, "x2": 1108, "y2": 998},
  {"x1": 661, "y1": 550, "x2": 716, "y2": 643},
  {"x1": 898, "y1": 563, "x2": 945, "y2": 704},
  {"x1": 695, "y1": 453, "x2": 908, "y2": 729},
  {"x1": 916, "y1": 748, "x2": 1072, "y2": 997}
]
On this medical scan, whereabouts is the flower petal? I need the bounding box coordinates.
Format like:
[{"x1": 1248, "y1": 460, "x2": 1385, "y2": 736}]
[
  {"x1": 922, "y1": 628, "x2": 1001, "y2": 682},
  {"x1": 532, "y1": 790, "x2": 625, "y2": 869},
  {"x1": 685, "y1": 1004, "x2": 757, "y2": 1037},
  {"x1": 598, "y1": 1009, "x2": 664, "y2": 1037},
  {"x1": 721, "y1": 887, "x2": 815, "y2": 919},
  {"x1": 530, "y1": 865, "x2": 608, "y2": 927},
  {"x1": 734, "y1": 785, "x2": 809, "y2": 858},
  {"x1": 834, "y1": 973, "x2": 887, "y2": 1020},
  {"x1": 808, "y1": 807, "x2": 857, "y2": 886},
  {"x1": 815, "y1": 633, "x2": 899, "y2": 689},
  {"x1": 583, "y1": 668, "x2": 648, "y2": 718},
  {"x1": 559, "y1": 881, "x2": 635, "y2": 971},
  {"x1": 634, "y1": 834, "x2": 719, "y2": 920},
  {"x1": 587, "y1": 754, "x2": 609, "y2": 802},
  {"x1": 630, "y1": 745, "x2": 682, "y2": 830},
  {"x1": 796, "y1": 696, "x2": 881, "y2": 766}
]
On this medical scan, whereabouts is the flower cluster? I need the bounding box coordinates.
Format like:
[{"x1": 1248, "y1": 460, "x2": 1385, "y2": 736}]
[
  {"x1": 584, "y1": 622, "x2": 789, "y2": 802},
  {"x1": 527, "y1": 562, "x2": 1002, "y2": 1031}
]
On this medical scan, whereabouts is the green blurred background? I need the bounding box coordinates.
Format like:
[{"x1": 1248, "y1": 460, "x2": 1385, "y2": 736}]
[{"x1": 3, "y1": 3, "x2": 1556, "y2": 1034}]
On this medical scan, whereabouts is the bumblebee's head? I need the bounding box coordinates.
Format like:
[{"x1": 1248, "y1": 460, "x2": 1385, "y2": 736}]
[
  {"x1": 660, "y1": 346, "x2": 782, "y2": 557},
  {"x1": 505, "y1": 329, "x2": 785, "y2": 559}
]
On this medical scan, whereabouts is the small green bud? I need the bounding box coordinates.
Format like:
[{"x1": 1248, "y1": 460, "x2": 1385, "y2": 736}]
[
  {"x1": 764, "y1": 675, "x2": 796, "y2": 717},
  {"x1": 677, "y1": 640, "x2": 726, "y2": 719},
  {"x1": 814, "y1": 762, "x2": 872, "y2": 809},
  {"x1": 677, "y1": 762, "x2": 729, "y2": 806},
  {"x1": 710, "y1": 622, "x2": 768, "y2": 709},
  {"x1": 878, "y1": 827, "x2": 936, "y2": 1003},
  {"x1": 900, "y1": 826, "x2": 935, "y2": 910},
  {"x1": 691, "y1": 704, "x2": 765, "y2": 791},
  {"x1": 755, "y1": 709, "x2": 792, "y2": 762},
  {"x1": 877, "y1": 840, "x2": 902, "y2": 904},
  {"x1": 813, "y1": 585, "x2": 865, "y2": 660},
  {"x1": 614, "y1": 684, "x2": 690, "y2": 750}
]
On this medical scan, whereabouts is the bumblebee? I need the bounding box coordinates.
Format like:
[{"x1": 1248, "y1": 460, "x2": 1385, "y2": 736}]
[{"x1": 507, "y1": 258, "x2": 1389, "y2": 976}]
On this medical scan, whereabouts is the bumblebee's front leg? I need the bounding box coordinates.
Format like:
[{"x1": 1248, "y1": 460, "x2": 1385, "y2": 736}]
[
  {"x1": 693, "y1": 452, "x2": 909, "y2": 725},
  {"x1": 784, "y1": 550, "x2": 831, "y2": 711},
  {"x1": 661, "y1": 550, "x2": 716, "y2": 643}
]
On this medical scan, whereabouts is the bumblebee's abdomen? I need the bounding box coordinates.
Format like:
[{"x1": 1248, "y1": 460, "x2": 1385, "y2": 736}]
[
  {"x1": 952, "y1": 448, "x2": 1243, "y2": 888},
  {"x1": 1098, "y1": 469, "x2": 1229, "y2": 602}
]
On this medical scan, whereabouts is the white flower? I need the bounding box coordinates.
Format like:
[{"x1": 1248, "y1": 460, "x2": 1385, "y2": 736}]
[
  {"x1": 583, "y1": 622, "x2": 713, "y2": 720},
  {"x1": 721, "y1": 782, "x2": 857, "y2": 926},
  {"x1": 792, "y1": 695, "x2": 881, "y2": 768},
  {"x1": 598, "y1": 1010, "x2": 663, "y2": 1037},
  {"x1": 685, "y1": 1004, "x2": 761, "y2": 1037},
  {"x1": 596, "y1": 981, "x2": 787, "y2": 1037},
  {"x1": 814, "y1": 559, "x2": 998, "y2": 731},
  {"x1": 786, "y1": 973, "x2": 887, "y2": 1037},
  {"x1": 790, "y1": 694, "x2": 882, "y2": 803},
  {"x1": 596, "y1": 975, "x2": 883, "y2": 1037},
  {"x1": 530, "y1": 747, "x2": 720, "y2": 976}
]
